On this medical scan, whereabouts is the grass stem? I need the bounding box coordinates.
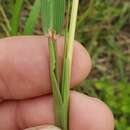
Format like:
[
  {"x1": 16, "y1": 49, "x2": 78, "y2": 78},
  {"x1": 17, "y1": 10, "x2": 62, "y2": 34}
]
[
  {"x1": 61, "y1": 0, "x2": 79, "y2": 130},
  {"x1": 0, "y1": 5, "x2": 11, "y2": 33}
]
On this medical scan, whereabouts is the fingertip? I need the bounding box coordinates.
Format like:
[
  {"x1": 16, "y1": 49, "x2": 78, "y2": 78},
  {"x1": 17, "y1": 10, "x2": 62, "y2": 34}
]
[
  {"x1": 70, "y1": 91, "x2": 115, "y2": 130},
  {"x1": 0, "y1": 91, "x2": 114, "y2": 130},
  {"x1": 71, "y1": 42, "x2": 92, "y2": 86}
]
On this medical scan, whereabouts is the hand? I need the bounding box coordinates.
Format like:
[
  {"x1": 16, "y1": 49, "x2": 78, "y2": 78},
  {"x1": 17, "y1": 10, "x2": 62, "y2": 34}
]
[{"x1": 0, "y1": 36, "x2": 114, "y2": 130}]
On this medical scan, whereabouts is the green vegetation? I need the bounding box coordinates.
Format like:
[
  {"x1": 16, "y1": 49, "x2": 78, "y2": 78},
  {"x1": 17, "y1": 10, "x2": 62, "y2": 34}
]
[
  {"x1": 0, "y1": 0, "x2": 130, "y2": 130},
  {"x1": 41, "y1": 0, "x2": 79, "y2": 130}
]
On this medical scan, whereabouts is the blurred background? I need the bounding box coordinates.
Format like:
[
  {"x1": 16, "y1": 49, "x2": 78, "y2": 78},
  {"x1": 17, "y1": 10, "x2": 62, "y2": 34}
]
[{"x1": 0, "y1": 0, "x2": 130, "y2": 130}]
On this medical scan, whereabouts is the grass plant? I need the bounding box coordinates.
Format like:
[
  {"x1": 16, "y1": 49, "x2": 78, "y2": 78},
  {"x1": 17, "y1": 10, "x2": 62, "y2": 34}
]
[{"x1": 41, "y1": 0, "x2": 79, "y2": 130}]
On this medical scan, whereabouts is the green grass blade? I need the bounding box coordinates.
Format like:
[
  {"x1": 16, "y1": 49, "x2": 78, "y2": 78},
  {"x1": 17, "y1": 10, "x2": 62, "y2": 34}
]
[
  {"x1": 48, "y1": 38, "x2": 63, "y2": 105},
  {"x1": 41, "y1": 0, "x2": 65, "y2": 34},
  {"x1": 23, "y1": 0, "x2": 41, "y2": 35},
  {"x1": 41, "y1": 0, "x2": 51, "y2": 33},
  {"x1": 10, "y1": 0, "x2": 24, "y2": 35},
  {"x1": 67, "y1": 0, "x2": 79, "y2": 62},
  {"x1": 53, "y1": 0, "x2": 65, "y2": 34},
  {"x1": 0, "y1": 5, "x2": 11, "y2": 33},
  {"x1": 77, "y1": 0, "x2": 94, "y2": 27},
  {"x1": 48, "y1": 38, "x2": 63, "y2": 127},
  {"x1": 61, "y1": 0, "x2": 79, "y2": 129},
  {"x1": 61, "y1": 58, "x2": 70, "y2": 130}
]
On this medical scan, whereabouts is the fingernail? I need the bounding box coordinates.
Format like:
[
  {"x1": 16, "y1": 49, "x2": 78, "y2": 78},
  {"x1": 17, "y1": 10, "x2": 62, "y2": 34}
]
[{"x1": 24, "y1": 125, "x2": 62, "y2": 130}]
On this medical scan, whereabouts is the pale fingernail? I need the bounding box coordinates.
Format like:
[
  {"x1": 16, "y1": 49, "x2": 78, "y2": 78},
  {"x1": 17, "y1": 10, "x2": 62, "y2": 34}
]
[{"x1": 23, "y1": 125, "x2": 62, "y2": 130}]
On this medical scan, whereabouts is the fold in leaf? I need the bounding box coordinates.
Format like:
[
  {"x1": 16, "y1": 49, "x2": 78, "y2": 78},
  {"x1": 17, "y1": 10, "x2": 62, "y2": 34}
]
[
  {"x1": 41, "y1": 0, "x2": 65, "y2": 34},
  {"x1": 48, "y1": 38, "x2": 63, "y2": 127}
]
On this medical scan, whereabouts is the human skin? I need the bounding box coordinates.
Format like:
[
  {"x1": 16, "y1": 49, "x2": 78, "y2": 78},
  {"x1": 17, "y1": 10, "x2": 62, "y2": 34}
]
[{"x1": 0, "y1": 36, "x2": 114, "y2": 130}]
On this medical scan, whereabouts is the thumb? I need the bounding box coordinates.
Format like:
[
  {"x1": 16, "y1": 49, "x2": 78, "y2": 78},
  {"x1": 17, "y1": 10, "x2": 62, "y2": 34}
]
[{"x1": 23, "y1": 125, "x2": 62, "y2": 130}]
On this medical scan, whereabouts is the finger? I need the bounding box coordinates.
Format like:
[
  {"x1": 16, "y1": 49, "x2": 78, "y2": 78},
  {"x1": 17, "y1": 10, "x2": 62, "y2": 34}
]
[
  {"x1": 0, "y1": 91, "x2": 114, "y2": 130},
  {"x1": 0, "y1": 36, "x2": 91, "y2": 100},
  {"x1": 24, "y1": 125, "x2": 61, "y2": 130}
]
